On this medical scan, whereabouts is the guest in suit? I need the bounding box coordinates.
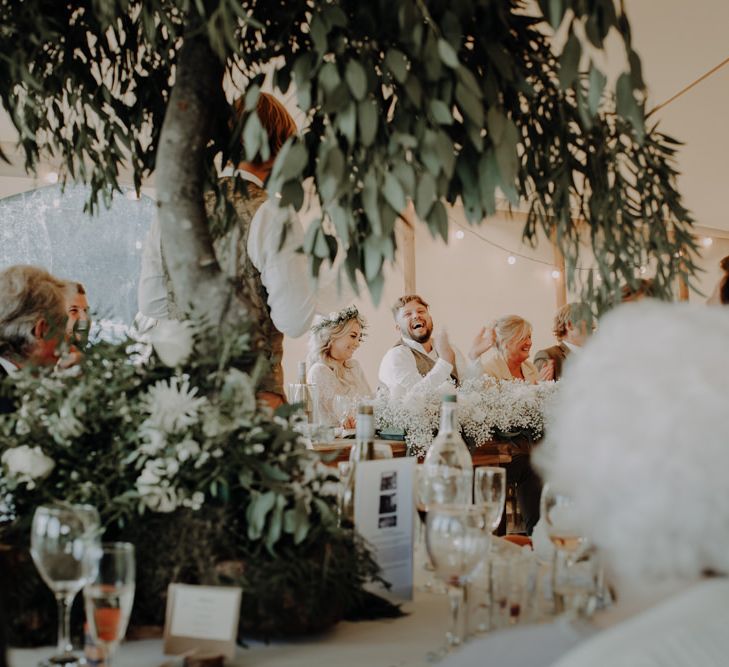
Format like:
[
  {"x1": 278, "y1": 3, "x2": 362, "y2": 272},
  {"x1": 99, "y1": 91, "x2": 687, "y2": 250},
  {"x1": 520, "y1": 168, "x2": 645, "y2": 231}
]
[
  {"x1": 480, "y1": 315, "x2": 553, "y2": 383},
  {"x1": 0, "y1": 265, "x2": 68, "y2": 378},
  {"x1": 534, "y1": 303, "x2": 592, "y2": 380}
]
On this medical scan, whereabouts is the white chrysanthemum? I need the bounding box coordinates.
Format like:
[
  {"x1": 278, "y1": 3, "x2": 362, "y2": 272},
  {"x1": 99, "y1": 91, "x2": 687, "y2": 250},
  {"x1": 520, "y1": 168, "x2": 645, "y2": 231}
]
[
  {"x1": 141, "y1": 375, "x2": 207, "y2": 433},
  {"x1": 533, "y1": 302, "x2": 729, "y2": 586}
]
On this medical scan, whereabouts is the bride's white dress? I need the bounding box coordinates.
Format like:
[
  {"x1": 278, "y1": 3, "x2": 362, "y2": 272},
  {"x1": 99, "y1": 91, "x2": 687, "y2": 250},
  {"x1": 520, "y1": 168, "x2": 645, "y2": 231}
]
[{"x1": 308, "y1": 360, "x2": 372, "y2": 426}]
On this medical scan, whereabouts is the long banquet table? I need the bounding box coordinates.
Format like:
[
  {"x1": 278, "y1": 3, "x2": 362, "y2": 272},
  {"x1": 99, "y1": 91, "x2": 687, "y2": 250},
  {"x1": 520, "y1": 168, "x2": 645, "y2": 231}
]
[{"x1": 11, "y1": 539, "x2": 526, "y2": 667}]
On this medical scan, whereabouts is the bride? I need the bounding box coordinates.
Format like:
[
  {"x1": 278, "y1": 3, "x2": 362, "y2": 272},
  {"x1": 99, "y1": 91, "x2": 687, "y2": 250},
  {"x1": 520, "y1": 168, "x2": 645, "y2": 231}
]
[{"x1": 307, "y1": 306, "x2": 372, "y2": 428}]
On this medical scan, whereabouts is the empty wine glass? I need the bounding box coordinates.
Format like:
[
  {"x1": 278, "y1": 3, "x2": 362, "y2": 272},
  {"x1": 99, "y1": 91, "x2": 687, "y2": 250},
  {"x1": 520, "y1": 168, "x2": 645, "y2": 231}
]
[
  {"x1": 474, "y1": 467, "x2": 506, "y2": 532},
  {"x1": 415, "y1": 467, "x2": 473, "y2": 593},
  {"x1": 83, "y1": 542, "x2": 136, "y2": 666},
  {"x1": 333, "y1": 394, "x2": 356, "y2": 435},
  {"x1": 31, "y1": 504, "x2": 100, "y2": 666},
  {"x1": 426, "y1": 504, "x2": 490, "y2": 659}
]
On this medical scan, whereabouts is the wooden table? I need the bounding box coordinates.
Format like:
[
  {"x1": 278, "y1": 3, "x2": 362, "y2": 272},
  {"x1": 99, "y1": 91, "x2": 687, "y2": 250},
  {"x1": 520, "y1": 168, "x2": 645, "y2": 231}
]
[{"x1": 313, "y1": 440, "x2": 512, "y2": 467}]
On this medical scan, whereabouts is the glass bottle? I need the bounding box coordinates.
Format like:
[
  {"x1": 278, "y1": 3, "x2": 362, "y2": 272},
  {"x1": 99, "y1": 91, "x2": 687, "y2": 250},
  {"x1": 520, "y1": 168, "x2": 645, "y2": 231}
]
[
  {"x1": 423, "y1": 394, "x2": 472, "y2": 471},
  {"x1": 339, "y1": 404, "x2": 377, "y2": 525},
  {"x1": 289, "y1": 360, "x2": 315, "y2": 423}
]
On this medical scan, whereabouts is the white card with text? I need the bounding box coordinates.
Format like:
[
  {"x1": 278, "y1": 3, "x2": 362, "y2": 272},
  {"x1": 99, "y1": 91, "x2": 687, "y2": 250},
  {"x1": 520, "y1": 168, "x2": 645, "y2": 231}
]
[
  {"x1": 163, "y1": 583, "x2": 241, "y2": 658},
  {"x1": 354, "y1": 456, "x2": 416, "y2": 600}
]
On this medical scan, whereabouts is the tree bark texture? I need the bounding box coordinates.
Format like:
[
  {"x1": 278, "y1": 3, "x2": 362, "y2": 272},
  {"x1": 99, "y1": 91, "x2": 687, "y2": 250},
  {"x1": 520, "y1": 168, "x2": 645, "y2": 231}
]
[{"x1": 155, "y1": 32, "x2": 250, "y2": 327}]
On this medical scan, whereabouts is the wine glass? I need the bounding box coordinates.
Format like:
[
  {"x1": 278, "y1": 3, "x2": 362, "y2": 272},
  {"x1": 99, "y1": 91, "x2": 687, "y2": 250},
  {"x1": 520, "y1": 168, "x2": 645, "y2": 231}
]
[
  {"x1": 474, "y1": 467, "x2": 506, "y2": 532},
  {"x1": 333, "y1": 395, "x2": 355, "y2": 436},
  {"x1": 30, "y1": 504, "x2": 100, "y2": 666},
  {"x1": 540, "y1": 484, "x2": 587, "y2": 614},
  {"x1": 415, "y1": 467, "x2": 472, "y2": 592},
  {"x1": 83, "y1": 542, "x2": 136, "y2": 666},
  {"x1": 426, "y1": 504, "x2": 490, "y2": 658}
]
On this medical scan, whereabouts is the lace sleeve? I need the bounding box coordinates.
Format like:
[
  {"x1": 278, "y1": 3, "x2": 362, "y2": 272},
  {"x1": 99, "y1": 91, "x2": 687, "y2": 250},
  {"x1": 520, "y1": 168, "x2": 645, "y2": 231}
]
[{"x1": 307, "y1": 363, "x2": 342, "y2": 426}]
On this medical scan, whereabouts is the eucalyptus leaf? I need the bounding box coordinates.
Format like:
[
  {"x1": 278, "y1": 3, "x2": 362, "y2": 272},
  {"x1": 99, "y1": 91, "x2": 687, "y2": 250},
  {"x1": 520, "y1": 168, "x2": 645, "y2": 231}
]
[{"x1": 345, "y1": 60, "x2": 368, "y2": 101}]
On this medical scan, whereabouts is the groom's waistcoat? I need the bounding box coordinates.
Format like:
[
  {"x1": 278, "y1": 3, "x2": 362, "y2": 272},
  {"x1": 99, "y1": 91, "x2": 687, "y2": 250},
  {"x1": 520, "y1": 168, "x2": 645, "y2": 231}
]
[{"x1": 394, "y1": 341, "x2": 459, "y2": 384}]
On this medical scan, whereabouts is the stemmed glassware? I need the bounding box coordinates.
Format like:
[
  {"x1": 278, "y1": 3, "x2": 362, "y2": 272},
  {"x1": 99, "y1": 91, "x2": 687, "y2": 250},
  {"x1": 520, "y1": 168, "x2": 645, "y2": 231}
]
[
  {"x1": 415, "y1": 467, "x2": 473, "y2": 592},
  {"x1": 473, "y1": 467, "x2": 506, "y2": 532},
  {"x1": 540, "y1": 484, "x2": 589, "y2": 615},
  {"x1": 426, "y1": 504, "x2": 490, "y2": 659},
  {"x1": 83, "y1": 542, "x2": 136, "y2": 666},
  {"x1": 333, "y1": 395, "x2": 356, "y2": 436},
  {"x1": 30, "y1": 503, "x2": 101, "y2": 666}
]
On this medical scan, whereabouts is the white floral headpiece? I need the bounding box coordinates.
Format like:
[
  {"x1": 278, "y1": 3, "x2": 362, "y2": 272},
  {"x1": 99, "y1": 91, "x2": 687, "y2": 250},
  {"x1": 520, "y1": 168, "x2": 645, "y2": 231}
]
[{"x1": 311, "y1": 306, "x2": 367, "y2": 337}]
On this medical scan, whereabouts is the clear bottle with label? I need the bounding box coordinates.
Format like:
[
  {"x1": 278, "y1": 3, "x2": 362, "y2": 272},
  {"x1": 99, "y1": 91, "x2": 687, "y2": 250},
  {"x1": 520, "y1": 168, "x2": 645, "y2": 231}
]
[{"x1": 339, "y1": 404, "x2": 377, "y2": 525}]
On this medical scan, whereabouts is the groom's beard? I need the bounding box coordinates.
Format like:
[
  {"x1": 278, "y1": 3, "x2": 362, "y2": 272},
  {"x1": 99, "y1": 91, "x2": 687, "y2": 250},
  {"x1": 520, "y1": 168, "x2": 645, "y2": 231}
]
[{"x1": 406, "y1": 323, "x2": 432, "y2": 344}]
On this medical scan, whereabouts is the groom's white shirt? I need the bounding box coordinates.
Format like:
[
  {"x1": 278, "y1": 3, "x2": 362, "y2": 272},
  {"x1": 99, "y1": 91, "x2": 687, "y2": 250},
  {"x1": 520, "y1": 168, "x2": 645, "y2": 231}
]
[
  {"x1": 378, "y1": 337, "x2": 480, "y2": 400},
  {"x1": 138, "y1": 169, "x2": 345, "y2": 338}
]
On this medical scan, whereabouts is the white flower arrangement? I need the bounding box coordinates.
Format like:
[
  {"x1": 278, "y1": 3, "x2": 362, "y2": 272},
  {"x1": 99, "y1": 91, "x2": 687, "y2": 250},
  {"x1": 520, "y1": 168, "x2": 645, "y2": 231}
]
[{"x1": 374, "y1": 377, "x2": 558, "y2": 457}]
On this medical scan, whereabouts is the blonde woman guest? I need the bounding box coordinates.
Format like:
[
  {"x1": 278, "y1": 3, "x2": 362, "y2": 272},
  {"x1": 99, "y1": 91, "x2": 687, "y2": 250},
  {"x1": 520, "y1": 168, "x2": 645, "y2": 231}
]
[
  {"x1": 480, "y1": 315, "x2": 553, "y2": 382},
  {"x1": 307, "y1": 306, "x2": 372, "y2": 427}
]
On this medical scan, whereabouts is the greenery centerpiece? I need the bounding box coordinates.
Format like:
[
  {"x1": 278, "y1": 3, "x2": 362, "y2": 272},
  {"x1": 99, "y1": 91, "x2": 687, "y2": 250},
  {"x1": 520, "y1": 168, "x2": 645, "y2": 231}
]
[
  {"x1": 0, "y1": 321, "x2": 395, "y2": 645},
  {"x1": 374, "y1": 378, "x2": 557, "y2": 457}
]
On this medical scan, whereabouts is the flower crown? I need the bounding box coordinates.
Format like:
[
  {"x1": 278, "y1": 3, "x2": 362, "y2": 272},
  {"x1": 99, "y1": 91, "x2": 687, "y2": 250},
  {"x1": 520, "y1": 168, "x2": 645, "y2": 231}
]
[{"x1": 311, "y1": 306, "x2": 367, "y2": 336}]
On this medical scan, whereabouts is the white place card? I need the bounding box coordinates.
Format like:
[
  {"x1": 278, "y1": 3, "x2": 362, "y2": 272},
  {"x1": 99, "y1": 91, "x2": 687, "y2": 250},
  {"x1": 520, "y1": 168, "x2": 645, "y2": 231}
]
[
  {"x1": 163, "y1": 583, "x2": 242, "y2": 659},
  {"x1": 354, "y1": 456, "x2": 416, "y2": 601}
]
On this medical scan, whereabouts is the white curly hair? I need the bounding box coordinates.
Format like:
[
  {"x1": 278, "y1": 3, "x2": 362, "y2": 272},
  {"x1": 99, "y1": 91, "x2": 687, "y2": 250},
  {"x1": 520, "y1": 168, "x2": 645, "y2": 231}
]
[{"x1": 534, "y1": 301, "x2": 729, "y2": 584}]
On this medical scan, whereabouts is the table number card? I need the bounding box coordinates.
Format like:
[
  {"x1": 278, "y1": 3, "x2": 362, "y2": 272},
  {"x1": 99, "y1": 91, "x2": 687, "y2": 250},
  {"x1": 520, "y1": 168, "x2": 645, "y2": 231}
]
[
  {"x1": 163, "y1": 583, "x2": 242, "y2": 659},
  {"x1": 354, "y1": 456, "x2": 416, "y2": 601}
]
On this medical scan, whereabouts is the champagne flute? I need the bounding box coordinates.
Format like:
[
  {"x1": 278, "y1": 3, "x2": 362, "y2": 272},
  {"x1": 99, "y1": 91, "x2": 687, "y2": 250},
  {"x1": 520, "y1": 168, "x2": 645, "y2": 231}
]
[
  {"x1": 474, "y1": 467, "x2": 506, "y2": 532},
  {"x1": 31, "y1": 504, "x2": 99, "y2": 666},
  {"x1": 83, "y1": 543, "x2": 136, "y2": 666},
  {"x1": 426, "y1": 504, "x2": 490, "y2": 658}
]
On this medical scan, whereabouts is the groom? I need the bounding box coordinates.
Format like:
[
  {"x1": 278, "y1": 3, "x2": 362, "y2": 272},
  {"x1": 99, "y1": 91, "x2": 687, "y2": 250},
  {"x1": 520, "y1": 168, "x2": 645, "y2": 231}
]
[
  {"x1": 378, "y1": 294, "x2": 489, "y2": 398},
  {"x1": 379, "y1": 293, "x2": 542, "y2": 534}
]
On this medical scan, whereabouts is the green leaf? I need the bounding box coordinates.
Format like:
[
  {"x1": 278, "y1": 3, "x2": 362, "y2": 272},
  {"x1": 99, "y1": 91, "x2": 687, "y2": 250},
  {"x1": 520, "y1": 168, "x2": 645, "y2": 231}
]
[
  {"x1": 281, "y1": 142, "x2": 308, "y2": 180},
  {"x1": 429, "y1": 200, "x2": 449, "y2": 243},
  {"x1": 364, "y1": 237, "x2": 384, "y2": 281},
  {"x1": 345, "y1": 60, "x2": 368, "y2": 101},
  {"x1": 487, "y1": 106, "x2": 506, "y2": 144},
  {"x1": 559, "y1": 32, "x2": 581, "y2": 89},
  {"x1": 437, "y1": 38, "x2": 459, "y2": 69},
  {"x1": 404, "y1": 76, "x2": 422, "y2": 106},
  {"x1": 358, "y1": 99, "x2": 378, "y2": 146},
  {"x1": 385, "y1": 49, "x2": 408, "y2": 83},
  {"x1": 415, "y1": 172, "x2": 437, "y2": 219},
  {"x1": 362, "y1": 170, "x2": 382, "y2": 234},
  {"x1": 429, "y1": 99, "x2": 453, "y2": 125},
  {"x1": 455, "y1": 82, "x2": 484, "y2": 126},
  {"x1": 494, "y1": 118, "x2": 520, "y2": 195},
  {"x1": 588, "y1": 65, "x2": 607, "y2": 115},
  {"x1": 319, "y1": 62, "x2": 340, "y2": 94},
  {"x1": 338, "y1": 102, "x2": 356, "y2": 144},
  {"x1": 243, "y1": 113, "x2": 264, "y2": 161},
  {"x1": 383, "y1": 172, "x2": 406, "y2": 212},
  {"x1": 244, "y1": 84, "x2": 260, "y2": 111},
  {"x1": 310, "y1": 14, "x2": 328, "y2": 54},
  {"x1": 278, "y1": 179, "x2": 304, "y2": 210},
  {"x1": 246, "y1": 490, "x2": 276, "y2": 540},
  {"x1": 616, "y1": 72, "x2": 645, "y2": 141}
]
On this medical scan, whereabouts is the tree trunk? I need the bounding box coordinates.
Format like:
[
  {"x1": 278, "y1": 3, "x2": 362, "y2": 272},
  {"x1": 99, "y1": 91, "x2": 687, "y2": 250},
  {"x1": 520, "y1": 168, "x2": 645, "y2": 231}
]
[{"x1": 155, "y1": 32, "x2": 251, "y2": 327}]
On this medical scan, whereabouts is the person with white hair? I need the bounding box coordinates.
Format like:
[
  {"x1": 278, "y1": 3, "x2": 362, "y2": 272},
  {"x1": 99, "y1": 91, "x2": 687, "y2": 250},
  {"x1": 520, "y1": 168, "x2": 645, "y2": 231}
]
[
  {"x1": 540, "y1": 301, "x2": 729, "y2": 666},
  {"x1": 445, "y1": 301, "x2": 729, "y2": 667}
]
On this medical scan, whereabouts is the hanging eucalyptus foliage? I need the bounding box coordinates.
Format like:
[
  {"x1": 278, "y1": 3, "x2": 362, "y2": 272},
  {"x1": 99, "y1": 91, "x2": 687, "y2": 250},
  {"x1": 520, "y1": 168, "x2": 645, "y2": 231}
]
[{"x1": 0, "y1": 0, "x2": 698, "y2": 317}]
